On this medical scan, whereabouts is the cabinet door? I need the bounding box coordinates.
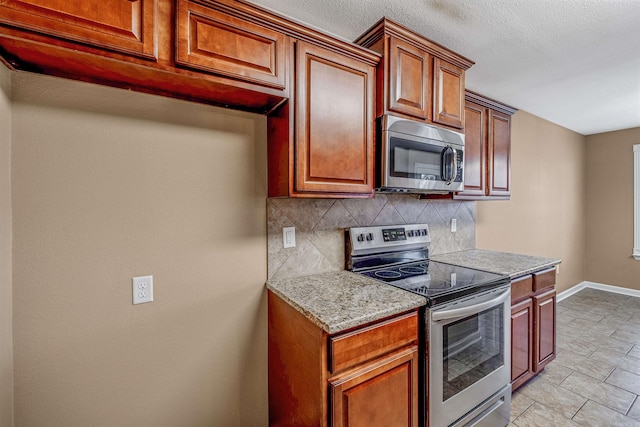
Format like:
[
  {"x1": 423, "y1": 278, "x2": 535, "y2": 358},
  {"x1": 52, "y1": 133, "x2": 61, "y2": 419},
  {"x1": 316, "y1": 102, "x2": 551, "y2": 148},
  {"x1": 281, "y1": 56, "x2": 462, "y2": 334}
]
[
  {"x1": 511, "y1": 298, "x2": 534, "y2": 391},
  {"x1": 433, "y1": 58, "x2": 464, "y2": 129},
  {"x1": 295, "y1": 41, "x2": 375, "y2": 195},
  {"x1": 329, "y1": 346, "x2": 419, "y2": 427},
  {"x1": 457, "y1": 101, "x2": 486, "y2": 197},
  {"x1": 533, "y1": 289, "x2": 556, "y2": 372},
  {"x1": 487, "y1": 110, "x2": 512, "y2": 197},
  {"x1": 0, "y1": 0, "x2": 157, "y2": 59},
  {"x1": 387, "y1": 37, "x2": 430, "y2": 120},
  {"x1": 175, "y1": 0, "x2": 287, "y2": 90}
]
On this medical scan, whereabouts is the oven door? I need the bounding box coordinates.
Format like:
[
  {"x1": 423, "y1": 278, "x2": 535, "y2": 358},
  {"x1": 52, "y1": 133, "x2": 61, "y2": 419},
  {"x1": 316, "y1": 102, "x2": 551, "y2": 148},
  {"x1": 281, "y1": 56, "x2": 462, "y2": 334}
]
[{"x1": 428, "y1": 285, "x2": 511, "y2": 427}]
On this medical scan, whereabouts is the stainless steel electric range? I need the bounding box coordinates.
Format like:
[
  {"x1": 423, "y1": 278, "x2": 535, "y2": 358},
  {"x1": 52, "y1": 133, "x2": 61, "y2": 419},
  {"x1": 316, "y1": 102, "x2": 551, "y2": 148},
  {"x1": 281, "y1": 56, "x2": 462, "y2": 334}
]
[{"x1": 346, "y1": 223, "x2": 512, "y2": 427}]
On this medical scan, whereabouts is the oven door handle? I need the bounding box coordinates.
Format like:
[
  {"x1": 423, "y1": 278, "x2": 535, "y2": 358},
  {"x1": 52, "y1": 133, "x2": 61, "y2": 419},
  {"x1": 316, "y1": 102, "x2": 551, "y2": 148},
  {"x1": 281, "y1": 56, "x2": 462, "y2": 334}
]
[{"x1": 432, "y1": 288, "x2": 510, "y2": 322}]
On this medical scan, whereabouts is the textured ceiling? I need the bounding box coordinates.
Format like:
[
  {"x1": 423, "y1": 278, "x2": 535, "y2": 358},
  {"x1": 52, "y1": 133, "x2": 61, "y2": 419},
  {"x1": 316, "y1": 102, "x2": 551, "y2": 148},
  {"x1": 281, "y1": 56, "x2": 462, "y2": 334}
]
[{"x1": 247, "y1": 0, "x2": 640, "y2": 136}]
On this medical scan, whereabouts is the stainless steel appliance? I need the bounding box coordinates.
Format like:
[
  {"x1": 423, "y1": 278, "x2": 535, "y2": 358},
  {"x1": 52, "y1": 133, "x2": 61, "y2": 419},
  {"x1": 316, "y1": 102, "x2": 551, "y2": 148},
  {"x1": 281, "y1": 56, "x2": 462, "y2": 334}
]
[
  {"x1": 346, "y1": 224, "x2": 511, "y2": 427},
  {"x1": 377, "y1": 115, "x2": 465, "y2": 194}
]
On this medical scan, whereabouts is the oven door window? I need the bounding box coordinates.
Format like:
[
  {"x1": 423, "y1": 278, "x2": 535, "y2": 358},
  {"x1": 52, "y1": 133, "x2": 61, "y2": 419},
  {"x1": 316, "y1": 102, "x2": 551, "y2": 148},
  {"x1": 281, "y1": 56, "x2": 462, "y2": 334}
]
[
  {"x1": 442, "y1": 305, "x2": 504, "y2": 401},
  {"x1": 389, "y1": 136, "x2": 444, "y2": 181}
]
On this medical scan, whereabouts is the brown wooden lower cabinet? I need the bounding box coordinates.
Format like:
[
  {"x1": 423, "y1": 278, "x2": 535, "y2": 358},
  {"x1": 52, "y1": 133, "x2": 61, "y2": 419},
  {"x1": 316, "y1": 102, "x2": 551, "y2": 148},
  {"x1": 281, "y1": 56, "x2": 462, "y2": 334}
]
[
  {"x1": 510, "y1": 268, "x2": 557, "y2": 392},
  {"x1": 534, "y1": 288, "x2": 557, "y2": 371},
  {"x1": 268, "y1": 290, "x2": 419, "y2": 426},
  {"x1": 511, "y1": 298, "x2": 534, "y2": 390},
  {"x1": 329, "y1": 346, "x2": 419, "y2": 427}
]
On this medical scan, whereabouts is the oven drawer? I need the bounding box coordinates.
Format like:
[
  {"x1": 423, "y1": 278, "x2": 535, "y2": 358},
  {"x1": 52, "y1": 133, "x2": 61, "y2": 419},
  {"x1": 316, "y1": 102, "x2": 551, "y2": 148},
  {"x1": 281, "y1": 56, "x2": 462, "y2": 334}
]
[
  {"x1": 533, "y1": 268, "x2": 556, "y2": 292},
  {"x1": 329, "y1": 311, "x2": 418, "y2": 373},
  {"x1": 511, "y1": 275, "x2": 533, "y2": 303}
]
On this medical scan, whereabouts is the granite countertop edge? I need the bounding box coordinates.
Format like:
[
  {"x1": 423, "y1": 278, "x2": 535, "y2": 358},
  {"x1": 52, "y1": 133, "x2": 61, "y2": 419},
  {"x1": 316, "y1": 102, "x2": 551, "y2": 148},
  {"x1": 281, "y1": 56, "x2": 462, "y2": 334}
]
[
  {"x1": 506, "y1": 260, "x2": 561, "y2": 278},
  {"x1": 266, "y1": 271, "x2": 426, "y2": 335},
  {"x1": 430, "y1": 249, "x2": 561, "y2": 278}
]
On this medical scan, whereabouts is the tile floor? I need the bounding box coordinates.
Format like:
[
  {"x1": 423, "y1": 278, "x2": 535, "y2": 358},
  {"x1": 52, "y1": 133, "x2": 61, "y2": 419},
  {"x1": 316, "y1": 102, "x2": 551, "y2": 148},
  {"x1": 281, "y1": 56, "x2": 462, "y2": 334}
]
[{"x1": 509, "y1": 288, "x2": 640, "y2": 427}]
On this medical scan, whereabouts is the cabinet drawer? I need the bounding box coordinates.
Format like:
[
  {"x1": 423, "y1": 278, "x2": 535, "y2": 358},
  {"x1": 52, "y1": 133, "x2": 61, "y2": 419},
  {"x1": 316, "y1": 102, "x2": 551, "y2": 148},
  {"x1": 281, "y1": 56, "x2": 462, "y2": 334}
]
[
  {"x1": 329, "y1": 311, "x2": 418, "y2": 373},
  {"x1": 176, "y1": 0, "x2": 287, "y2": 90},
  {"x1": 533, "y1": 268, "x2": 556, "y2": 292},
  {"x1": 511, "y1": 275, "x2": 533, "y2": 303}
]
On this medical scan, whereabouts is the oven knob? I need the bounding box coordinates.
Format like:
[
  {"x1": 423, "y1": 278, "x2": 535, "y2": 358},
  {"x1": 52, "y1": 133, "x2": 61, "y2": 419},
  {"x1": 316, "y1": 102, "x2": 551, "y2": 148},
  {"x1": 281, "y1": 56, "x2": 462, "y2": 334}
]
[
  {"x1": 421, "y1": 229, "x2": 428, "y2": 236},
  {"x1": 357, "y1": 234, "x2": 364, "y2": 242},
  {"x1": 407, "y1": 230, "x2": 414, "y2": 237},
  {"x1": 366, "y1": 233, "x2": 374, "y2": 241}
]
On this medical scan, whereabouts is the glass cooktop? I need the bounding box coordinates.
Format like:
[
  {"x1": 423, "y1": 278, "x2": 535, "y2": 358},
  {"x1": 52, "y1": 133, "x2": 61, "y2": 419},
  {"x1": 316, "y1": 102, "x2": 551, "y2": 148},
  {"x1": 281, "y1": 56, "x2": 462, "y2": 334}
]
[{"x1": 359, "y1": 260, "x2": 510, "y2": 306}]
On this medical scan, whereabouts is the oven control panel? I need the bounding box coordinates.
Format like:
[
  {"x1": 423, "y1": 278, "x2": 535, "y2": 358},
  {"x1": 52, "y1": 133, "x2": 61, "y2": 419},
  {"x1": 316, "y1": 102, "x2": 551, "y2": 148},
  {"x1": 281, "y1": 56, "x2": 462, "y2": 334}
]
[{"x1": 347, "y1": 224, "x2": 431, "y2": 255}]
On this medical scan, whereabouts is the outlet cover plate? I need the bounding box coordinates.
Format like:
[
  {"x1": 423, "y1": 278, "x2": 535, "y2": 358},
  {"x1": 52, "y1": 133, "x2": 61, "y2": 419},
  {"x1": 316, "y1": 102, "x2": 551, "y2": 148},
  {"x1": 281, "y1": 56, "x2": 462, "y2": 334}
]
[
  {"x1": 283, "y1": 227, "x2": 296, "y2": 248},
  {"x1": 133, "y1": 275, "x2": 153, "y2": 305}
]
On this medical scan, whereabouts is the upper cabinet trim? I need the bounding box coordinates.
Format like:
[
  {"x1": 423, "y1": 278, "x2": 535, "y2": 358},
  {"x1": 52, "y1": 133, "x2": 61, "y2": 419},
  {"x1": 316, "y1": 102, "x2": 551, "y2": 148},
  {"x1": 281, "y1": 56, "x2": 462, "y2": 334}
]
[
  {"x1": 355, "y1": 17, "x2": 474, "y2": 70},
  {"x1": 466, "y1": 90, "x2": 517, "y2": 116}
]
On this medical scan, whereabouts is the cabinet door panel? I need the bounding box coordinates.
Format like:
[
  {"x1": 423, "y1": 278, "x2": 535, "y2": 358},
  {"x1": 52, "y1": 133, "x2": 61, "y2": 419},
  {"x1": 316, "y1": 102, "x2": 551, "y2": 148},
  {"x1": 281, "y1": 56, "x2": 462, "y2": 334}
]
[
  {"x1": 433, "y1": 58, "x2": 464, "y2": 129},
  {"x1": 295, "y1": 41, "x2": 374, "y2": 195},
  {"x1": 488, "y1": 110, "x2": 511, "y2": 197},
  {"x1": 511, "y1": 298, "x2": 534, "y2": 391},
  {"x1": 534, "y1": 289, "x2": 556, "y2": 372},
  {"x1": 330, "y1": 346, "x2": 419, "y2": 427},
  {"x1": 176, "y1": 0, "x2": 287, "y2": 90},
  {"x1": 0, "y1": 0, "x2": 157, "y2": 59},
  {"x1": 457, "y1": 101, "x2": 486, "y2": 196},
  {"x1": 388, "y1": 37, "x2": 430, "y2": 120}
]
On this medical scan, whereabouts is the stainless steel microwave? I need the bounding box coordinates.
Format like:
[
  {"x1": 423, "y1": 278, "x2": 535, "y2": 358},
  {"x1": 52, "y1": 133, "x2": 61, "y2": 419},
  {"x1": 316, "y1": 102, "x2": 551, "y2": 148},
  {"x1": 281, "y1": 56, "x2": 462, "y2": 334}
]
[{"x1": 376, "y1": 115, "x2": 465, "y2": 194}]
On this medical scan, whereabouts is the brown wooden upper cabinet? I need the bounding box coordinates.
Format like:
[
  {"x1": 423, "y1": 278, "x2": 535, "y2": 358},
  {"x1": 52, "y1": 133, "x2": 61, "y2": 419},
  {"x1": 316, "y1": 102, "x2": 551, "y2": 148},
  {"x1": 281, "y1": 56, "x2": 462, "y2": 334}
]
[
  {"x1": 267, "y1": 40, "x2": 378, "y2": 198},
  {"x1": 386, "y1": 37, "x2": 431, "y2": 120},
  {"x1": 355, "y1": 18, "x2": 473, "y2": 131},
  {"x1": 0, "y1": 0, "x2": 296, "y2": 113},
  {"x1": 175, "y1": 0, "x2": 288, "y2": 90},
  {"x1": 455, "y1": 91, "x2": 517, "y2": 200},
  {"x1": 433, "y1": 58, "x2": 465, "y2": 128},
  {"x1": 0, "y1": 0, "x2": 158, "y2": 59}
]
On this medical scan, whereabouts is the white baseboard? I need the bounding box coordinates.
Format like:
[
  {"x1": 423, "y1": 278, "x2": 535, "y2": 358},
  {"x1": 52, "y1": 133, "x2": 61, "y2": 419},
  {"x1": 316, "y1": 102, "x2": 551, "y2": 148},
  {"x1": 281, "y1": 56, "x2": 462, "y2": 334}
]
[{"x1": 557, "y1": 281, "x2": 640, "y2": 302}]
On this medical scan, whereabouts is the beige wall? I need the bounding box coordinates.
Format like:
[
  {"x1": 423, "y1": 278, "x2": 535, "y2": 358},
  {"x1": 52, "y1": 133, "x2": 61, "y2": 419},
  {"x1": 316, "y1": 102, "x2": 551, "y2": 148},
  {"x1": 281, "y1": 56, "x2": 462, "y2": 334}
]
[
  {"x1": 585, "y1": 127, "x2": 640, "y2": 291},
  {"x1": 476, "y1": 110, "x2": 587, "y2": 293},
  {"x1": 11, "y1": 73, "x2": 268, "y2": 426},
  {"x1": 0, "y1": 63, "x2": 14, "y2": 427}
]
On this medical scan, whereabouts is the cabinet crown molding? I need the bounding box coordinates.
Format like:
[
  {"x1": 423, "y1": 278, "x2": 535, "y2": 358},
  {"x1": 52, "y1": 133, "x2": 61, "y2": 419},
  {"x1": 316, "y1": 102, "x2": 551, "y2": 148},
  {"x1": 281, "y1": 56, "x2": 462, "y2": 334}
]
[
  {"x1": 465, "y1": 90, "x2": 517, "y2": 116},
  {"x1": 355, "y1": 17, "x2": 474, "y2": 70}
]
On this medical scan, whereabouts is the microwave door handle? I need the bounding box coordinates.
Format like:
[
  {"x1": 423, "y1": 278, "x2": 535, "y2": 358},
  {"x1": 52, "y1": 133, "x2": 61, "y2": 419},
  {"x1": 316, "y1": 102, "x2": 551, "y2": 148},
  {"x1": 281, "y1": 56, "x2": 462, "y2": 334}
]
[
  {"x1": 450, "y1": 146, "x2": 458, "y2": 184},
  {"x1": 441, "y1": 146, "x2": 453, "y2": 183},
  {"x1": 432, "y1": 288, "x2": 510, "y2": 322}
]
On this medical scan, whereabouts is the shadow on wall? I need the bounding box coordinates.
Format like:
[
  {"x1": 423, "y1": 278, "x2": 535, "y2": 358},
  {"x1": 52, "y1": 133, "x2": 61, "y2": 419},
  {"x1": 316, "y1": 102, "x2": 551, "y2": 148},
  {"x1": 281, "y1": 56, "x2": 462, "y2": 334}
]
[{"x1": 267, "y1": 195, "x2": 476, "y2": 280}]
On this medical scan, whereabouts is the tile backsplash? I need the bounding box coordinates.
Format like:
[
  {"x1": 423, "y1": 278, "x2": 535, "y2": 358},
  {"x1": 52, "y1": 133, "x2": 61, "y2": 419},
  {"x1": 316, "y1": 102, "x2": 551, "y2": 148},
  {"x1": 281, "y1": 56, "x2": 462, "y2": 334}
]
[{"x1": 267, "y1": 194, "x2": 476, "y2": 280}]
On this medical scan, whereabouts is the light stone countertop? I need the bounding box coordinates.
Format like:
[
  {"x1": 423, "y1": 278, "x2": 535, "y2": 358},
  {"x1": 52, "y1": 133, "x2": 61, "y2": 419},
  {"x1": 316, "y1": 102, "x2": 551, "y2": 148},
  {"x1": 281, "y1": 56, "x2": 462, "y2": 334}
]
[
  {"x1": 266, "y1": 270, "x2": 426, "y2": 335},
  {"x1": 431, "y1": 249, "x2": 561, "y2": 278}
]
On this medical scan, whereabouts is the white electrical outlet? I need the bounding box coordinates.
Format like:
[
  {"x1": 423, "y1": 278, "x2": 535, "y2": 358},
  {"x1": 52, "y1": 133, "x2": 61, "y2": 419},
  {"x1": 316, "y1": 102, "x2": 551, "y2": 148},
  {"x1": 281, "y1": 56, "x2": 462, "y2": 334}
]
[
  {"x1": 451, "y1": 219, "x2": 457, "y2": 233},
  {"x1": 133, "y1": 275, "x2": 154, "y2": 305},
  {"x1": 283, "y1": 227, "x2": 296, "y2": 248}
]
